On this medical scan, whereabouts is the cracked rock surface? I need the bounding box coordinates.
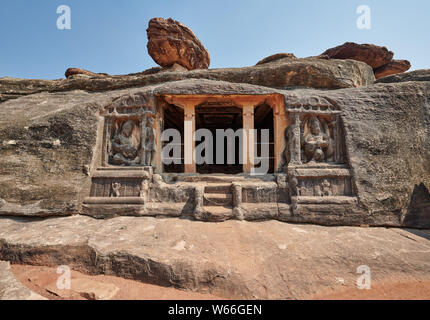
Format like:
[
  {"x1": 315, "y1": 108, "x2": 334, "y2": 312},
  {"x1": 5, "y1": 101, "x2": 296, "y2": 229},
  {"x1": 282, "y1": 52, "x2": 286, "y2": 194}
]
[{"x1": 0, "y1": 216, "x2": 429, "y2": 299}]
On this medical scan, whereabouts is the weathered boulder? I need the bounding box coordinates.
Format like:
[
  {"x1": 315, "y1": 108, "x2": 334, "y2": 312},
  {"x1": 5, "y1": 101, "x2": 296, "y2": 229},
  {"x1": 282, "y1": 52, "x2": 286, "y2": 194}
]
[
  {"x1": 147, "y1": 17, "x2": 210, "y2": 70},
  {"x1": 374, "y1": 59, "x2": 411, "y2": 79},
  {"x1": 321, "y1": 42, "x2": 394, "y2": 69},
  {"x1": 255, "y1": 53, "x2": 296, "y2": 65},
  {"x1": 376, "y1": 69, "x2": 430, "y2": 84},
  {"x1": 65, "y1": 68, "x2": 107, "y2": 79},
  {"x1": 0, "y1": 58, "x2": 375, "y2": 103}
]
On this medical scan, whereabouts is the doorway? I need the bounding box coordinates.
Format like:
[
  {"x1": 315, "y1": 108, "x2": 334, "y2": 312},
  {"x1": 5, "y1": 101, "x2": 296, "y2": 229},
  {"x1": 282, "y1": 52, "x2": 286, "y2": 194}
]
[{"x1": 195, "y1": 105, "x2": 243, "y2": 174}]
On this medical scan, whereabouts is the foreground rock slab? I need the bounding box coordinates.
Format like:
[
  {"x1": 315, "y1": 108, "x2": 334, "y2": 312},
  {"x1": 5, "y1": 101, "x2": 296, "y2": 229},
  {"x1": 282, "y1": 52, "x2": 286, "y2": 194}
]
[
  {"x1": 0, "y1": 261, "x2": 46, "y2": 300},
  {"x1": 0, "y1": 216, "x2": 429, "y2": 299}
]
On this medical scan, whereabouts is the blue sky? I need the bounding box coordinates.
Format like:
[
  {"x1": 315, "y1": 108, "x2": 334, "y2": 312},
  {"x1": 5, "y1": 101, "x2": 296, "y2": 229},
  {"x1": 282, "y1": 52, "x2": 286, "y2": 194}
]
[{"x1": 0, "y1": 0, "x2": 428, "y2": 79}]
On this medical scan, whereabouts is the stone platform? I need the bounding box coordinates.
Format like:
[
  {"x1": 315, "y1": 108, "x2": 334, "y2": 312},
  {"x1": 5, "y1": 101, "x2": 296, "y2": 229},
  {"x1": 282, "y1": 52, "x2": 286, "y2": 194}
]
[{"x1": 0, "y1": 216, "x2": 429, "y2": 299}]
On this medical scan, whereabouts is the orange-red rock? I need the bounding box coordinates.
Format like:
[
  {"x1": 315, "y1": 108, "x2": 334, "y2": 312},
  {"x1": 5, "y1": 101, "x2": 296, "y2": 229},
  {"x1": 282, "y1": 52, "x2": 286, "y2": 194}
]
[
  {"x1": 374, "y1": 59, "x2": 411, "y2": 79},
  {"x1": 147, "y1": 18, "x2": 210, "y2": 71},
  {"x1": 321, "y1": 42, "x2": 394, "y2": 69}
]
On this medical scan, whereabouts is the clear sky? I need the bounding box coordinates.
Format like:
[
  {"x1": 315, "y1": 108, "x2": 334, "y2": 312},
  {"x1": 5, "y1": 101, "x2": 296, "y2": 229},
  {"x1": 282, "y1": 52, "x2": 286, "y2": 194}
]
[{"x1": 0, "y1": 0, "x2": 428, "y2": 79}]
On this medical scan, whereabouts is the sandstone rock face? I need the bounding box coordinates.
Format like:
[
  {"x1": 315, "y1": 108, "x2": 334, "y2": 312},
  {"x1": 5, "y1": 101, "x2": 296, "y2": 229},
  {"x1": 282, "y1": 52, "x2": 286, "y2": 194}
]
[
  {"x1": 0, "y1": 58, "x2": 375, "y2": 104},
  {"x1": 255, "y1": 53, "x2": 296, "y2": 65},
  {"x1": 0, "y1": 91, "x2": 104, "y2": 217},
  {"x1": 321, "y1": 42, "x2": 394, "y2": 69},
  {"x1": 65, "y1": 68, "x2": 106, "y2": 79},
  {"x1": 0, "y1": 216, "x2": 429, "y2": 299},
  {"x1": 374, "y1": 59, "x2": 411, "y2": 79},
  {"x1": 0, "y1": 78, "x2": 428, "y2": 228},
  {"x1": 320, "y1": 81, "x2": 430, "y2": 227},
  {"x1": 376, "y1": 69, "x2": 430, "y2": 84},
  {"x1": 147, "y1": 18, "x2": 210, "y2": 70}
]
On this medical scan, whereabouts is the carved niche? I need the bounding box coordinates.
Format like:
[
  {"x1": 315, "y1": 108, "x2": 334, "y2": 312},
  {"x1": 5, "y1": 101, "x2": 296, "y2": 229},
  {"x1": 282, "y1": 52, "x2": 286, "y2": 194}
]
[
  {"x1": 282, "y1": 101, "x2": 355, "y2": 201},
  {"x1": 102, "y1": 92, "x2": 157, "y2": 167},
  {"x1": 284, "y1": 113, "x2": 346, "y2": 166}
]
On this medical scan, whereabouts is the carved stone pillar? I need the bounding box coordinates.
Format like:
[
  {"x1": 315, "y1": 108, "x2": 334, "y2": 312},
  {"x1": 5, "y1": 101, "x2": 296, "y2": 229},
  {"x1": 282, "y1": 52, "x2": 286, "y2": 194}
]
[
  {"x1": 242, "y1": 105, "x2": 255, "y2": 173},
  {"x1": 273, "y1": 102, "x2": 289, "y2": 172},
  {"x1": 184, "y1": 103, "x2": 196, "y2": 173},
  {"x1": 153, "y1": 112, "x2": 163, "y2": 173}
]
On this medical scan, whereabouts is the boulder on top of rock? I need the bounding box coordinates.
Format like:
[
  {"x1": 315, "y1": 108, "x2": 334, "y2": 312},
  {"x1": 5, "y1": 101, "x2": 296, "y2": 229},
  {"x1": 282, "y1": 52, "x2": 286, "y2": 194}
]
[
  {"x1": 256, "y1": 53, "x2": 297, "y2": 65},
  {"x1": 374, "y1": 59, "x2": 411, "y2": 79},
  {"x1": 147, "y1": 17, "x2": 210, "y2": 71},
  {"x1": 320, "y1": 42, "x2": 394, "y2": 69},
  {"x1": 65, "y1": 68, "x2": 107, "y2": 79}
]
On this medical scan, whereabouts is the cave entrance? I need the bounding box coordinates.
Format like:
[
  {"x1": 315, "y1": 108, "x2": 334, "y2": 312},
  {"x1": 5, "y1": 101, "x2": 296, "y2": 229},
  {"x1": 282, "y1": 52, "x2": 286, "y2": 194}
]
[
  {"x1": 163, "y1": 103, "x2": 184, "y2": 173},
  {"x1": 195, "y1": 105, "x2": 243, "y2": 174}
]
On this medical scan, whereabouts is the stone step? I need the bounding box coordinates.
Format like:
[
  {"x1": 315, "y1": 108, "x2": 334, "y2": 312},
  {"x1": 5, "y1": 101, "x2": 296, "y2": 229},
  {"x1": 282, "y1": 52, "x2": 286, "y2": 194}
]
[
  {"x1": 176, "y1": 174, "x2": 274, "y2": 183},
  {"x1": 204, "y1": 183, "x2": 232, "y2": 194},
  {"x1": 179, "y1": 175, "x2": 246, "y2": 183},
  {"x1": 202, "y1": 206, "x2": 234, "y2": 222},
  {"x1": 204, "y1": 193, "x2": 232, "y2": 206}
]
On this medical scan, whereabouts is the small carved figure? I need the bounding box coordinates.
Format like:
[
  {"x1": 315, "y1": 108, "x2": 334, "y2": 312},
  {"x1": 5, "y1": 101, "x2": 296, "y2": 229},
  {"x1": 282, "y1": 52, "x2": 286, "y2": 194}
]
[
  {"x1": 143, "y1": 117, "x2": 156, "y2": 166},
  {"x1": 314, "y1": 184, "x2": 323, "y2": 197},
  {"x1": 111, "y1": 120, "x2": 141, "y2": 166},
  {"x1": 111, "y1": 182, "x2": 121, "y2": 197},
  {"x1": 277, "y1": 174, "x2": 288, "y2": 189},
  {"x1": 289, "y1": 176, "x2": 299, "y2": 196},
  {"x1": 303, "y1": 116, "x2": 332, "y2": 163},
  {"x1": 320, "y1": 179, "x2": 333, "y2": 197},
  {"x1": 284, "y1": 115, "x2": 302, "y2": 165},
  {"x1": 139, "y1": 180, "x2": 149, "y2": 203}
]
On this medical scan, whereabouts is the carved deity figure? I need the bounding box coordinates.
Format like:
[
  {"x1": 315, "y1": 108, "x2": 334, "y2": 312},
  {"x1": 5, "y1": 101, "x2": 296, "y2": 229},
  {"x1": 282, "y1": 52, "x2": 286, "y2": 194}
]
[
  {"x1": 111, "y1": 182, "x2": 121, "y2": 197},
  {"x1": 320, "y1": 179, "x2": 333, "y2": 196},
  {"x1": 111, "y1": 120, "x2": 141, "y2": 165},
  {"x1": 303, "y1": 116, "x2": 333, "y2": 163},
  {"x1": 142, "y1": 117, "x2": 156, "y2": 166}
]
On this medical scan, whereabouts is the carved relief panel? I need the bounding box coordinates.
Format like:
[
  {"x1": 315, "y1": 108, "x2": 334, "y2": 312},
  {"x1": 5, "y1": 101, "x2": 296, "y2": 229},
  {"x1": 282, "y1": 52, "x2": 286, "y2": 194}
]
[
  {"x1": 284, "y1": 112, "x2": 347, "y2": 166},
  {"x1": 101, "y1": 92, "x2": 157, "y2": 167}
]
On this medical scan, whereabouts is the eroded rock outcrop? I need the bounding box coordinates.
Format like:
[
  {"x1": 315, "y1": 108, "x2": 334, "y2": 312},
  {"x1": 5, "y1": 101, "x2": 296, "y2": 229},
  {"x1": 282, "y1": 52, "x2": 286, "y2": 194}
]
[
  {"x1": 255, "y1": 53, "x2": 297, "y2": 65},
  {"x1": 0, "y1": 58, "x2": 374, "y2": 103},
  {"x1": 320, "y1": 42, "x2": 411, "y2": 80},
  {"x1": 321, "y1": 42, "x2": 394, "y2": 69},
  {"x1": 374, "y1": 59, "x2": 411, "y2": 79},
  {"x1": 376, "y1": 69, "x2": 430, "y2": 84},
  {"x1": 147, "y1": 17, "x2": 210, "y2": 70},
  {"x1": 65, "y1": 68, "x2": 108, "y2": 79}
]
